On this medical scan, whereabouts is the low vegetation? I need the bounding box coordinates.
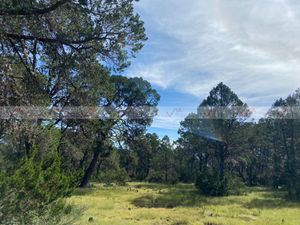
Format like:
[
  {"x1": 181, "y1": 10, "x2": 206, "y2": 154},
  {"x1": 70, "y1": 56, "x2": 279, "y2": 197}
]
[{"x1": 68, "y1": 182, "x2": 300, "y2": 225}]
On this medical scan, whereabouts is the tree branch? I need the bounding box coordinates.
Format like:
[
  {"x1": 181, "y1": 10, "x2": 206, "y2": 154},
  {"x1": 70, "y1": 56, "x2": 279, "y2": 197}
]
[
  {"x1": 5, "y1": 32, "x2": 106, "y2": 46},
  {"x1": 0, "y1": 0, "x2": 70, "y2": 16}
]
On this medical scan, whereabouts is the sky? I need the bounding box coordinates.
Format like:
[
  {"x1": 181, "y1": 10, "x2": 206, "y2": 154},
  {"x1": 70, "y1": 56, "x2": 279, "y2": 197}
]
[{"x1": 125, "y1": 0, "x2": 300, "y2": 140}]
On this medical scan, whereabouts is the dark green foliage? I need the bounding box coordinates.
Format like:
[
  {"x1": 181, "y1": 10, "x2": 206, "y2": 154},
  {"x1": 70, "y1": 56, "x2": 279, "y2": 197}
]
[
  {"x1": 96, "y1": 149, "x2": 129, "y2": 186},
  {"x1": 131, "y1": 133, "x2": 161, "y2": 181},
  {"x1": 123, "y1": 134, "x2": 178, "y2": 184},
  {"x1": 175, "y1": 134, "x2": 211, "y2": 183},
  {"x1": 99, "y1": 168, "x2": 128, "y2": 186},
  {"x1": 195, "y1": 169, "x2": 228, "y2": 196},
  {"x1": 147, "y1": 170, "x2": 165, "y2": 183},
  {"x1": 267, "y1": 89, "x2": 300, "y2": 200},
  {"x1": 0, "y1": 0, "x2": 161, "y2": 221},
  {"x1": 79, "y1": 75, "x2": 160, "y2": 187},
  {"x1": 147, "y1": 169, "x2": 178, "y2": 185},
  {"x1": 147, "y1": 136, "x2": 179, "y2": 184},
  {"x1": 190, "y1": 85, "x2": 300, "y2": 200},
  {"x1": 119, "y1": 149, "x2": 139, "y2": 179},
  {"x1": 0, "y1": 0, "x2": 147, "y2": 70},
  {"x1": 179, "y1": 83, "x2": 250, "y2": 196},
  {"x1": 233, "y1": 121, "x2": 273, "y2": 187},
  {"x1": 0, "y1": 146, "x2": 74, "y2": 224},
  {"x1": 226, "y1": 175, "x2": 247, "y2": 195}
]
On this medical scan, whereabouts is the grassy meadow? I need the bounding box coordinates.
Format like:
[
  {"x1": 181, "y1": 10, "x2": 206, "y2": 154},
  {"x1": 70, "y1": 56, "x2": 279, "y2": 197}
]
[{"x1": 67, "y1": 182, "x2": 300, "y2": 225}]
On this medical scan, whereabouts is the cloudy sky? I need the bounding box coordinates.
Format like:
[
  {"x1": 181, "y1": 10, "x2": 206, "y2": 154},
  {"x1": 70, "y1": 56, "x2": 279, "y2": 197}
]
[{"x1": 126, "y1": 0, "x2": 300, "y2": 139}]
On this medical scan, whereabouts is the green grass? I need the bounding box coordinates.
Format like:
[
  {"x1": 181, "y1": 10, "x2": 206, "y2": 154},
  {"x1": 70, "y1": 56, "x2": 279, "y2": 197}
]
[{"x1": 67, "y1": 182, "x2": 300, "y2": 225}]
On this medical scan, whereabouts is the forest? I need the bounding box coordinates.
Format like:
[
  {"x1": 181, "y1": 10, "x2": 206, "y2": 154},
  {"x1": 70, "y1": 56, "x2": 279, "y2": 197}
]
[{"x1": 1, "y1": 1, "x2": 300, "y2": 225}]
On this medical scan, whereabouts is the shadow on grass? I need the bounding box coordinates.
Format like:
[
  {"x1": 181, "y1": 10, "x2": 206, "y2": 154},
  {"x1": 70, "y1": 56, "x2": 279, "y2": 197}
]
[
  {"x1": 132, "y1": 183, "x2": 207, "y2": 208},
  {"x1": 72, "y1": 187, "x2": 97, "y2": 196},
  {"x1": 72, "y1": 183, "x2": 120, "y2": 196},
  {"x1": 133, "y1": 183, "x2": 195, "y2": 191},
  {"x1": 132, "y1": 191, "x2": 207, "y2": 208},
  {"x1": 72, "y1": 182, "x2": 300, "y2": 210},
  {"x1": 132, "y1": 184, "x2": 300, "y2": 209},
  {"x1": 244, "y1": 190, "x2": 300, "y2": 209}
]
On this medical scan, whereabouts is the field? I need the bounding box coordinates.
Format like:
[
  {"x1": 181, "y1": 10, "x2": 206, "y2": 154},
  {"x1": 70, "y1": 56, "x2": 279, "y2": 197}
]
[{"x1": 67, "y1": 182, "x2": 300, "y2": 225}]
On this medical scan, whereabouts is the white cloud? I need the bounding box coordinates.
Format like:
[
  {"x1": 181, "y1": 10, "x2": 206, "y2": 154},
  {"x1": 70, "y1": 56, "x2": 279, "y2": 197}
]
[{"x1": 131, "y1": 0, "x2": 300, "y2": 107}]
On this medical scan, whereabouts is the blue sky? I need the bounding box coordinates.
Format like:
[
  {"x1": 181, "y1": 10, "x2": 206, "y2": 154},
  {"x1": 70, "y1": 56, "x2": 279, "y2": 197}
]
[{"x1": 125, "y1": 0, "x2": 300, "y2": 140}]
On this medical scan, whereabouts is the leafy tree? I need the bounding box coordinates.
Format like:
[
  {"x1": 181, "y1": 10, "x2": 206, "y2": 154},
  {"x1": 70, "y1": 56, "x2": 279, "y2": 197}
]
[
  {"x1": 96, "y1": 149, "x2": 128, "y2": 186},
  {"x1": 177, "y1": 121, "x2": 211, "y2": 183},
  {"x1": 147, "y1": 136, "x2": 178, "y2": 184},
  {"x1": 125, "y1": 133, "x2": 161, "y2": 180},
  {"x1": 0, "y1": 0, "x2": 151, "y2": 220},
  {"x1": 267, "y1": 89, "x2": 300, "y2": 200},
  {"x1": 195, "y1": 168, "x2": 225, "y2": 196},
  {"x1": 79, "y1": 76, "x2": 160, "y2": 187},
  {"x1": 0, "y1": 0, "x2": 146, "y2": 70},
  {"x1": 119, "y1": 147, "x2": 139, "y2": 179},
  {"x1": 232, "y1": 121, "x2": 273, "y2": 186},
  {"x1": 179, "y1": 83, "x2": 250, "y2": 195}
]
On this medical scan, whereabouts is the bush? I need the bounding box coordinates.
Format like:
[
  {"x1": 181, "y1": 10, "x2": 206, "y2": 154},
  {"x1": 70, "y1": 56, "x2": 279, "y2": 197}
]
[
  {"x1": 167, "y1": 169, "x2": 179, "y2": 184},
  {"x1": 227, "y1": 175, "x2": 247, "y2": 195},
  {"x1": 195, "y1": 169, "x2": 248, "y2": 196},
  {"x1": 147, "y1": 169, "x2": 178, "y2": 184},
  {"x1": 0, "y1": 146, "x2": 74, "y2": 224},
  {"x1": 147, "y1": 170, "x2": 164, "y2": 183},
  {"x1": 195, "y1": 169, "x2": 228, "y2": 196},
  {"x1": 99, "y1": 168, "x2": 128, "y2": 186}
]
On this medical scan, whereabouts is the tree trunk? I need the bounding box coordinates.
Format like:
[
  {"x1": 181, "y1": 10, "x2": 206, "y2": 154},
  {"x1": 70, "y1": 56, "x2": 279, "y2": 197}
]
[
  {"x1": 287, "y1": 120, "x2": 297, "y2": 199},
  {"x1": 219, "y1": 142, "x2": 227, "y2": 181},
  {"x1": 79, "y1": 147, "x2": 101, "y2": 187},
  {"x1": 164, "y1": 150, "x2": 168, "y2": 183},
  {"x1": 79, "y1": 133, "x2": 106, "y2": 188}
]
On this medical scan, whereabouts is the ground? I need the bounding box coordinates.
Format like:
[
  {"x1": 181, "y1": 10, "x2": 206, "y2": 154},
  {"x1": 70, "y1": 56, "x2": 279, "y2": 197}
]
[{"x1": 67, "y1": 182, "x2": 300, "y2": 225}]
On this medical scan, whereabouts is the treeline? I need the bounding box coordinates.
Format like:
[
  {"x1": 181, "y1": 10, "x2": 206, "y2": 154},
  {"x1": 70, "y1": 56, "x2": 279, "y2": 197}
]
[
  {"x1": 96, "y1": 134, "x2": 178, "y2": 185},
  {"x1": 98, "y1": 83, "x2": 300, "y2": 201}
]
